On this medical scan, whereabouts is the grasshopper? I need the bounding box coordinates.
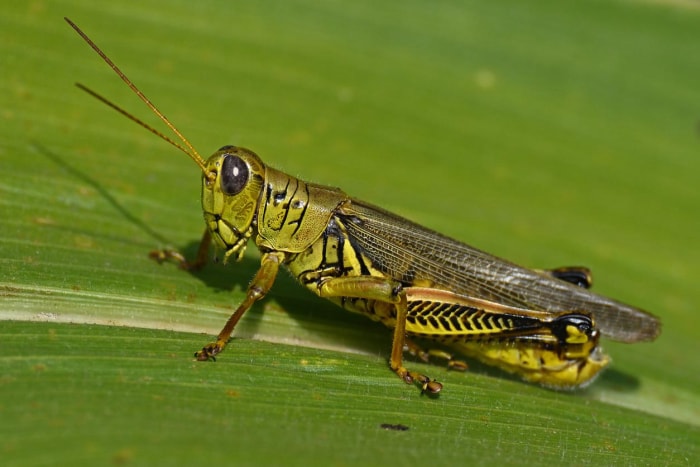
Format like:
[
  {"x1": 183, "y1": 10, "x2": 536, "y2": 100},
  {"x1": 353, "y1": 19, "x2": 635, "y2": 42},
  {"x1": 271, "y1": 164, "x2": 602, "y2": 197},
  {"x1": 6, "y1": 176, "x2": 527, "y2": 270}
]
[{"x1": 66, "y1": 18, "x2": 660, "y2": 394}]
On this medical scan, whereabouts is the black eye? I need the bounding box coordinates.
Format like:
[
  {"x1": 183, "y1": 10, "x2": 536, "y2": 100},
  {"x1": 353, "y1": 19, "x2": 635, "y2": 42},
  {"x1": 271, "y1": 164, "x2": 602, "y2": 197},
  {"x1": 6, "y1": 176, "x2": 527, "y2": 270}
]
[{"x1": 220, "y1": 155, "x2": 249, "y2": 195}]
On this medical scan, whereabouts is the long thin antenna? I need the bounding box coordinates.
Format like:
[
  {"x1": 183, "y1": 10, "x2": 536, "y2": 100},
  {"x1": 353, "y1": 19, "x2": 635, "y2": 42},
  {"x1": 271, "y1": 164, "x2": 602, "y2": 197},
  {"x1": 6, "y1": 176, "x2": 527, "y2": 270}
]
[
  {"x1": 65, "y1": 17, "x2": 211, "y2": 177},
  {"x1": 75, "y1": 83, "x2": 197, "y2": 159}
]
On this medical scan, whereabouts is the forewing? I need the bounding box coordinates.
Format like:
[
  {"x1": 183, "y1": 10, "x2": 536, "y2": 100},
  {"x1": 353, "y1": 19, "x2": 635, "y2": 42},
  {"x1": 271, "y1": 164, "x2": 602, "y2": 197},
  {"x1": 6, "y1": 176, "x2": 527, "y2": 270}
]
[{"x1": 339, "y1": 200, "x2": 660, "y2": 343}]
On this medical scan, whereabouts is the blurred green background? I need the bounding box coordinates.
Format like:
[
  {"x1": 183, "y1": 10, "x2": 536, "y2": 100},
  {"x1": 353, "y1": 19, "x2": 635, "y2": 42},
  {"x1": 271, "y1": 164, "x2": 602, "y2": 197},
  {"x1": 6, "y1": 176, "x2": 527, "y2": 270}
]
[{"x1": 1, "y1": 1, "x2": 698, "y2": 465}]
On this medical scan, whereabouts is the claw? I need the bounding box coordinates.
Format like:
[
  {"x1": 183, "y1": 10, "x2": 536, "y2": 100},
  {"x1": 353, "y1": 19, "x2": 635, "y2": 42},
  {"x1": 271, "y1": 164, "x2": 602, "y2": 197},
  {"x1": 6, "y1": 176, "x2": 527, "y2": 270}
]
[
  {"x1": 396, "y1": 368, "x2": 442, "y2": 395},
  {"x1": 447, "y1": 360, "x2": 469, "y2": 372},
  {"x1": 195, "y1": 343, "x2": 222, "y2": 361},
  {"x1": 421, "y1": 380, "x2": 443, "y2": 395}
]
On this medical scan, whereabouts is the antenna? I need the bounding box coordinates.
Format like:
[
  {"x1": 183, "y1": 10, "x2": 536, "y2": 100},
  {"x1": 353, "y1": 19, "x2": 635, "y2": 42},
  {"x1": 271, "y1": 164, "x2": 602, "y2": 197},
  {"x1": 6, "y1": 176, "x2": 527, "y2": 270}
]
[{"x1": 65, "y1": 17, "x2": 212, "y2": 179}]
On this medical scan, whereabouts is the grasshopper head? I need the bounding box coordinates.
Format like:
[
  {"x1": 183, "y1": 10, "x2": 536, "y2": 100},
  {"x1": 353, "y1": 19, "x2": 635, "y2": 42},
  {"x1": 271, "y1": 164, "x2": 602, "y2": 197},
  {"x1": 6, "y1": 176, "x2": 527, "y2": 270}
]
[{"x1": 202, "y1": 145, "x2": 266, "y2": 262}]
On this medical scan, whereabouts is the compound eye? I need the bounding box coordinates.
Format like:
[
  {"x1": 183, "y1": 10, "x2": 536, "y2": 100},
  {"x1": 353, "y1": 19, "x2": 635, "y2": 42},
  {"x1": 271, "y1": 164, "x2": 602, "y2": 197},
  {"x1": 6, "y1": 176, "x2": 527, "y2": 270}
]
[{"x1": 220, "y1": 155, "x2": 249, "y2": 195}]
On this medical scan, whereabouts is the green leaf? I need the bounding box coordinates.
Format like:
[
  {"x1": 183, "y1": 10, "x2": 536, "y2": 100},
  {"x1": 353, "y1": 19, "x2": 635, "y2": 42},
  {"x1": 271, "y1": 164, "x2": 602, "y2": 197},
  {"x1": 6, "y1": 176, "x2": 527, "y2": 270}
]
[{"x1": 2, "y1": 1, "x2": 698, "y2": 465}]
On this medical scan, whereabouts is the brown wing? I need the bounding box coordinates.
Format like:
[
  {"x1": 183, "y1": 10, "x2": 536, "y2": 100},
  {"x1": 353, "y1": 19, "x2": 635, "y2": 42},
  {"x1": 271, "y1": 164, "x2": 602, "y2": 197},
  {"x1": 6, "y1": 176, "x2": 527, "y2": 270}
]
[{"x1": 339, "y1": 200, "x2": 660, "y2": 343}]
